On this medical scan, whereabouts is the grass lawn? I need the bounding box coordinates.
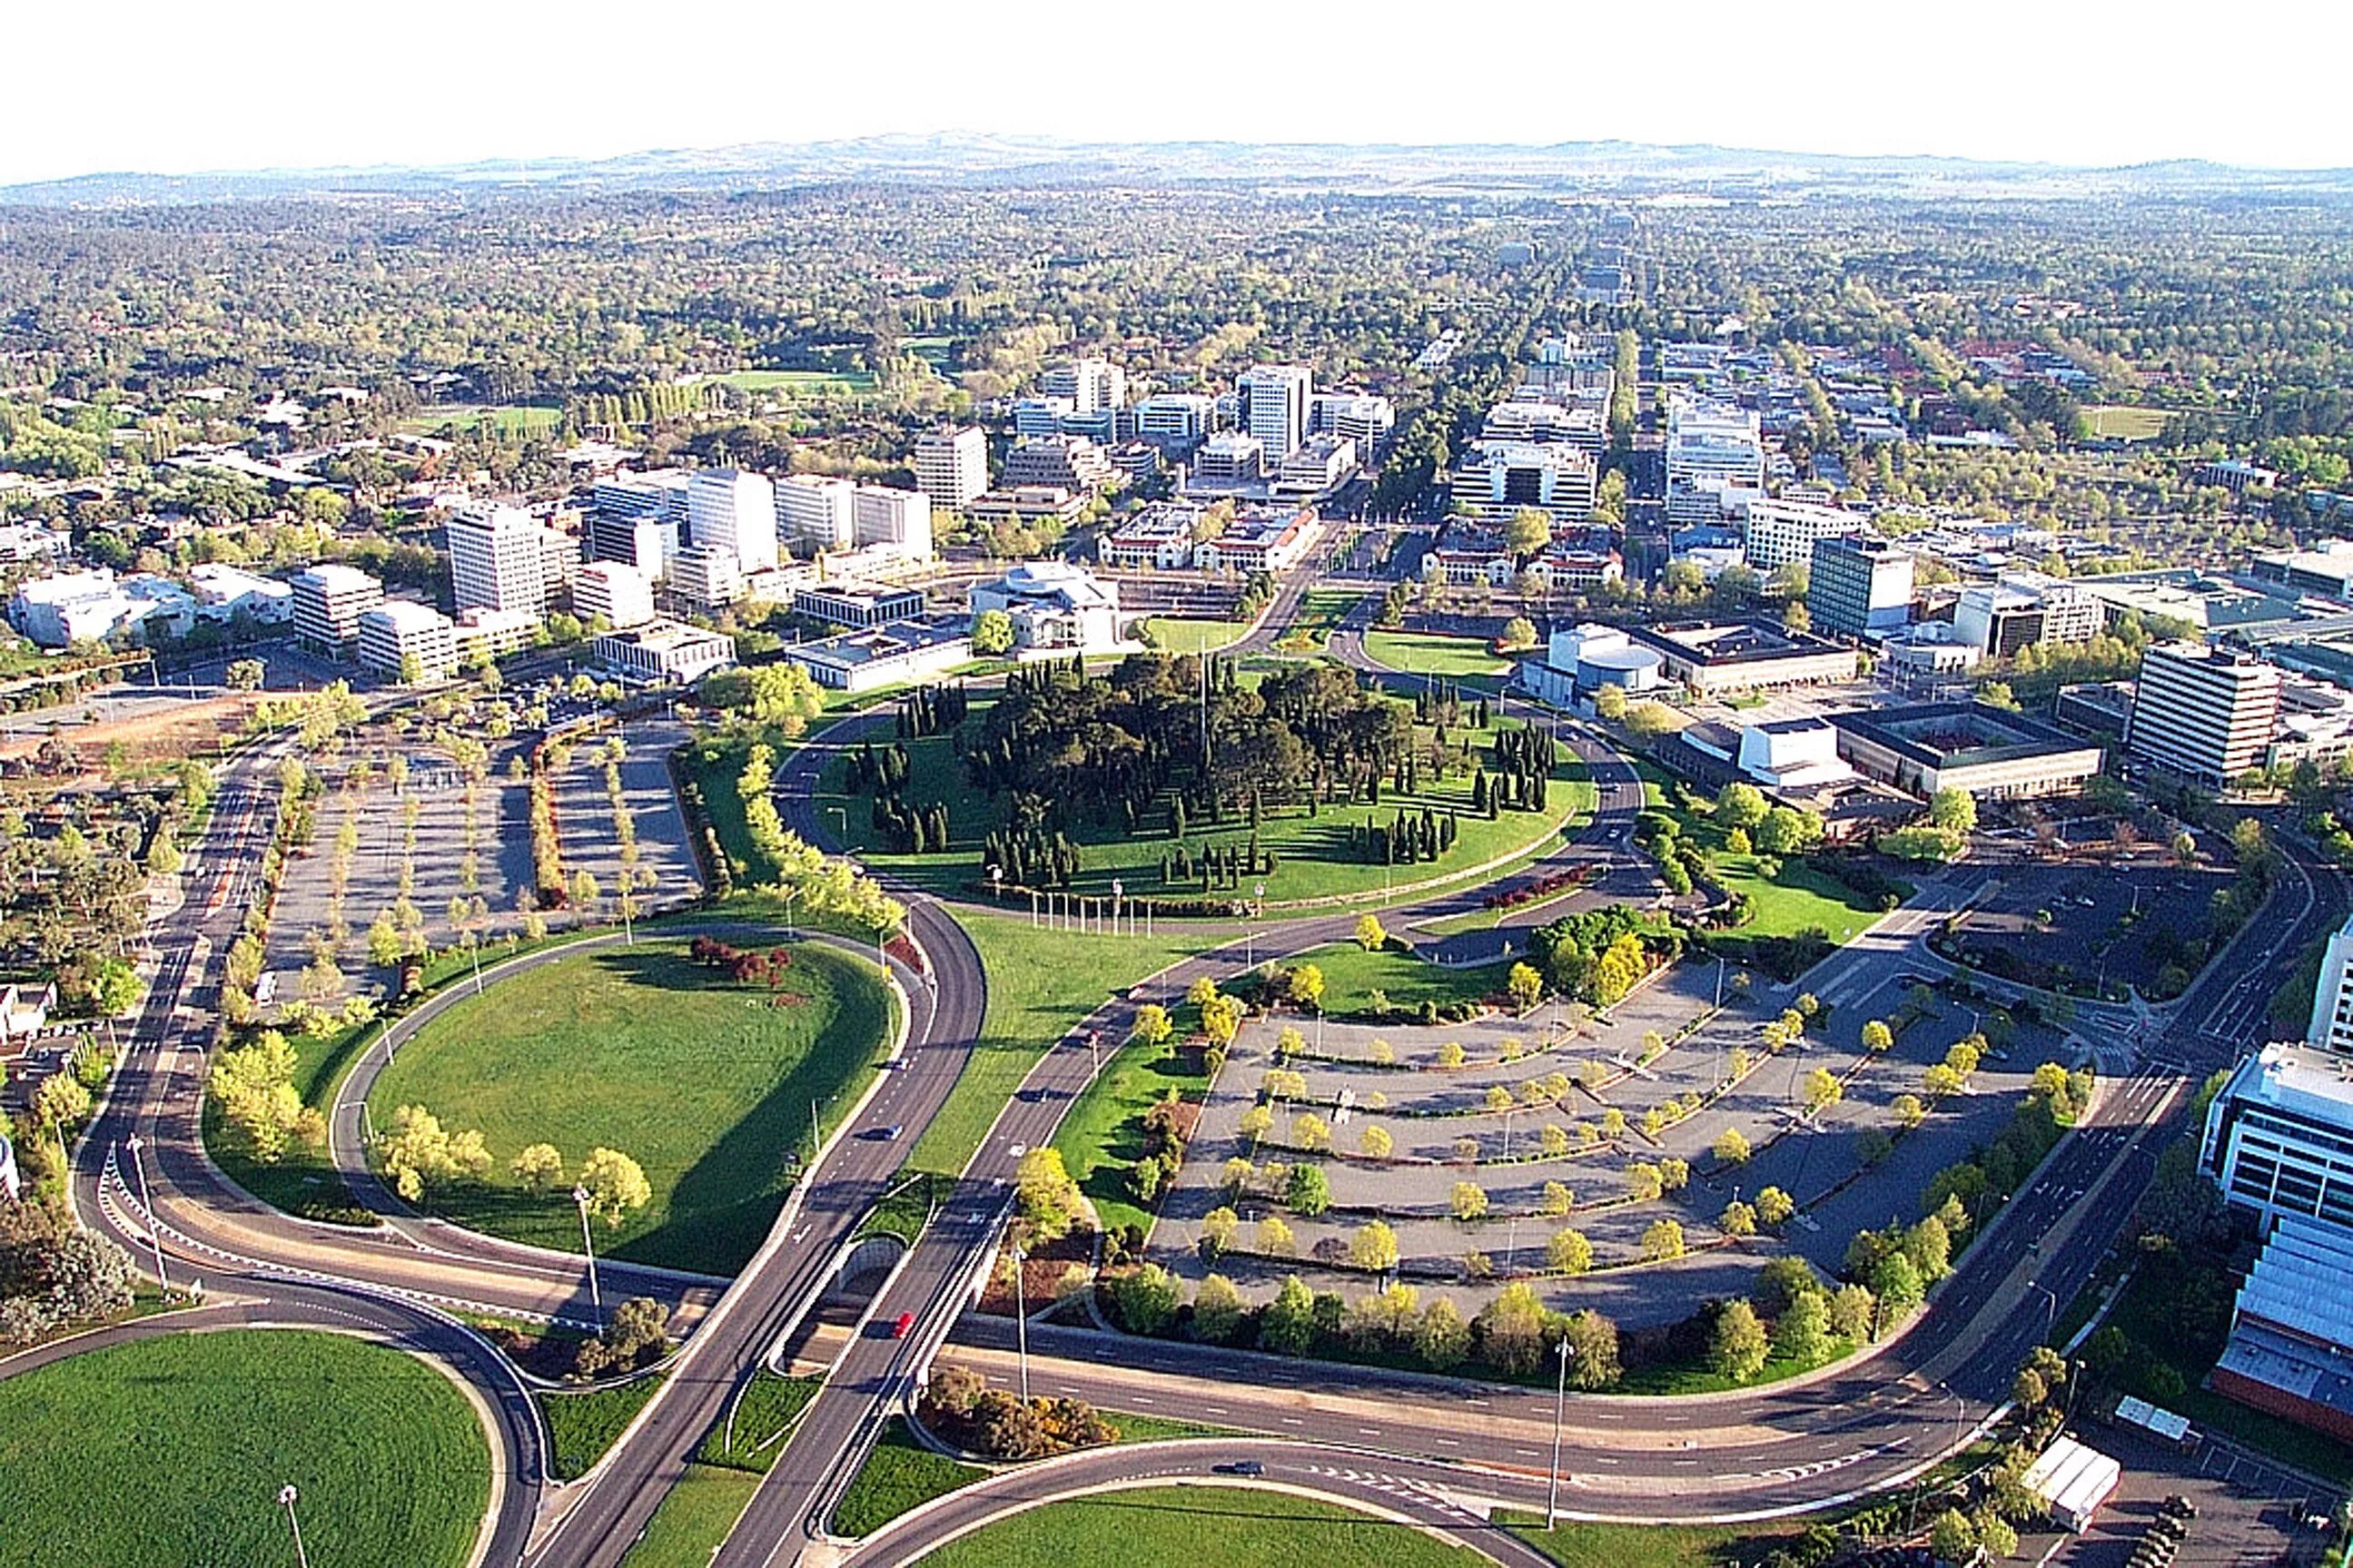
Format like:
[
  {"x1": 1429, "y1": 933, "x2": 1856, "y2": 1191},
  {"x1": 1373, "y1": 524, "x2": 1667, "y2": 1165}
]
[
  {"x1": 816, "y1": 694, "x2": 1592, "y2": 909},
  {"x1": 1299, "y1": 939, "x2": 1507, "y2": 1012},
  {"x1": 369, "y1": 936, "x2": 895, "y2": 1272},
  {"x1": 1288, "y1": 588, "x2": 1365, "y2": 648},
  {"x1": 540, "y1": 1374, "x2": 667, "y2": 1480},
  {"x1": 2084, "y1": 404, "x2": 2170, "y2": 441},
  {"x1": 829, "y1": 1416, "x2": 984, "y2": 1538},
  {"x1": 909, "y1": 1484, "x2": 1496, "y2": 1567},
  {"x1": 403, "y1": 402, "x2": 563, "y2": 436},
  {"x1": 620, "y1": 1463, "x2": 761, "y2": 1568},
  {"x1": 698, "y1": 1373, "x2": 823, "y2": 1471},
  {"x1": 1635, "y1": 762, "x2": 1891, "y2": 944},
  {"x1": 906, "y1": 912, "x2": 1206, "y2": 1179},
  {"x1": 1362, "y1": 631, "x2": 1513, "y2": 685},
  {"x1": 204, "y1": 1011, "x2": 377, "y2": 1221},
  {"x1": 705, "y1": 369, "x2": 878, "y2": 394},
  {"x1": 1613, "y1": 1336, "x2": 1858, "y2": 1396},
  {"x1": 1053, "y1": 1028, "x2": 1210, "y2": 1238},
  {"x1": 1142, "y1": 616, "x2": 1255, "y2": 656},
  {"x1": 0, "y1": 1329, "x2": 488, "y2": 1568},
  {"x1": 1506, "y1": 1515, "x2": 1798, "y2": 1567}
]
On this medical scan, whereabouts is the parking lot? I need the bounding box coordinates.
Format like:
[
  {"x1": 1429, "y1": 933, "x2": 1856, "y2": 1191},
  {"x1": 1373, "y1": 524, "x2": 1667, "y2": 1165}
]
[{"x1": 1937, "y1": 857, "x2": 2233, "y2": 1002}]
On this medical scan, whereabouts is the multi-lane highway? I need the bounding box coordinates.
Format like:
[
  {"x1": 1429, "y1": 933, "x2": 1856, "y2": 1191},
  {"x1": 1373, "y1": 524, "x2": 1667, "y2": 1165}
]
[{"x1": 39, "y1": 574, "x2": 2352, "y2": 1568}]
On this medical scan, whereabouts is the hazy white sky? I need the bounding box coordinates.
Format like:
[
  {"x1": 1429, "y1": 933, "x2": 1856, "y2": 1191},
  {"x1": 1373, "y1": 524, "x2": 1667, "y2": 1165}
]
[{"x1": 8, "y1": 0, "x2": 2350, "y2": 185}]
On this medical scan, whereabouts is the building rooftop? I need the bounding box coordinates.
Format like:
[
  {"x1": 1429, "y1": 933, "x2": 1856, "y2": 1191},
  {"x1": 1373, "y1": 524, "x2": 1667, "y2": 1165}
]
[
  {"x1": 791, "y1": 614, "x2": 972, "y2": 670},
  {"x1": 361, "y1": 599, "x2": 450, "y2": 634},
  {"x1": 2219, "y1": 1041, "x2": 2353, "y2": 1123},
  {"x1": 1632, "y1": 617, "x2": 1845, "y2": 665},
  {"x1": 602, "y1": 616, "x2": 732, "y2": 654},
  {"x1": 295, "y1": 562, "x2": 381, "y2": 593},
  {"x1": 1831, "y1": 700, "x2": 2092, "y2": 768}
]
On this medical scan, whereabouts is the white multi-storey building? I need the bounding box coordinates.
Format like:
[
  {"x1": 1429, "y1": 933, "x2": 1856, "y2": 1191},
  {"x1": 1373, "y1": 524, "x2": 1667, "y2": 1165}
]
[
  {"x1": 2307, "y1": 912, "x2": 2353, "y2": 1059},
  {"x1": 1666, "y1": 394, "x2": 1766, "y2": 524},
  {"x1": 1742, "y1": 498, "x2": 1865, "y2": 575},
  {"x1": 2127, "y1": 642, "x2": 2282, "y2": 786},
  {"x1": 588, "y1": 470, "x2": 689, "y2": 576},
  {"x1": 1481, "y1": 396, "x2": 1607, "y2": 458},
  {"x1": 777, "y1": 475, "x2": 857, "y2": 553},
  {"x1": 1040, "y1": 358, "x2": 1125, "y2": 414},
  {"x1": 687, "y1": 468, "x2": 779, "y2": 575},
  {"x1": 852, "y1": 485, "x2": 934, "y2": 560},
  {"x1": 1003, "y1": 436, "x2": 1115, "y2": 493},
  {"x1": 1451, "y1": 441, "x2": 1597, "y2": 524},
  {"x1": 592, "y1": 618, "x2": 737, "y2": 686},
  {"x1": 1310, "y1": 393, "x2": 1396, "y2": 454},
  {"x1": 446, "y1": 503, "x2": 549, "y2": 618},
  {"x1": 1238, "y1": 364, "x2": 1313, "y2": 460},
  {"x1": 1013, "y1": 397, "x2": 1076, "y2": 439},
  {"x1": 570, "y1": 562, "x2": 656, "y2": 630},
  {"x1": 356, "y1": 599, "x2": 457, "y2": 683},
  {"x1": 291, "y1": 563, "x2": 384, "y2": 658},
  {"x1": 667, "y1": 545, "x2": 744, "y2": 611},
  {"x1": 914, "y1": 426, "x2": 990, "y2": 511},
  {"x1": 1952, "y1": 572, "x2": 2103, "y2": 658}
]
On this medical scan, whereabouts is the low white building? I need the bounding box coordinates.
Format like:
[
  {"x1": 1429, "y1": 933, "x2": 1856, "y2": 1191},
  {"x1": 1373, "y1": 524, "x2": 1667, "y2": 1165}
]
[
  {"x1": 786, "y1": 614, "x2": 974, "y2": 693},
  {"x1": 1736, "y1": 718, "x2": 1857, "y2": 793},
  {"x1": 592, "y1": 618, "x2": 737, "y2": 686},
  {"x1": 570, "y1": 562, "x2": 657, "y2": 629},
  {"x1": 9, "y1": 568, "x2": 186, "y2": 647},
  {"x1": 188, "y1": 564, "x2": 294, "y2": 625},
  {"x1": 1523, "y1": 623, "x2": 1666, "y2": 708},
  {"x1": 970, "y1": 560, "x2": 1127, "y2": 652}
]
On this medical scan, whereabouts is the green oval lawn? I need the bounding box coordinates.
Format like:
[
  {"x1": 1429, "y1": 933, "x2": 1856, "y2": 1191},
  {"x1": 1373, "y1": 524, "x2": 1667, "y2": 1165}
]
[
  {"x1": 0, "y1": 1328, "x2": 489, "y2": 1568},
  {"x1": 910, "y1": 1484, "x2": 1496, "y2": 1568},
  {"x1": 370, "y1": 935, "x2": 894, "y2": 1274}
]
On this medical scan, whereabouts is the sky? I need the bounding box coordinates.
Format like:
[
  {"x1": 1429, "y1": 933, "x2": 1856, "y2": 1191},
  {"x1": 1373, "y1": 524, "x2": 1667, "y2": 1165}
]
[{"x1": 7, "y1": 0, "x2": 2351, "y2": 186}]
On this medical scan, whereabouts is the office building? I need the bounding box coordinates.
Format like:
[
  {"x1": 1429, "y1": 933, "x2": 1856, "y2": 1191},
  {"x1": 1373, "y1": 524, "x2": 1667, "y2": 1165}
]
[
  {"x1": 914, "y1": 427, "x2": 990, "y2": 511},
  {"x1": 570, "y1": 562, "x2": 656, "y2": 629},
  {"x1": 9, "y1": 569, "x2": 169, "y2": 647},
  {"x1": 356, "y1": 600, "x2": 457, "y2": 684},
  {"x1": 786, "y1": 614, "x2": 973, "y2": 693},
  {"x1": 1953, "y1": 573, "x2": 2103, "y2": 659},
  {"x1": 1012, "y1": 397, "x2": 1075, "y2": 439},
  {"x1": 2127, "y1": 642, "x2": 2281, "y2": 786},
  {"x1": 1003, "y1": 436, "x2": 1115, "y2": 494},
  {"x1": 1192, "y1": 508, "x2": 1320, "y2": 575},
  {"x1": 1741, "y1": 498, "x2": 1862, "y2": 576},
  {"x1": 187, "y1": 564, "x2": 294, "y2": 626},
  {"x1": 1451, "y1": 441, "x2": 1597, "y2": 524},
  {"x1": 1040, "y1": 358, "x2": 1125, "y2": 414},
  {"x1": 1624, "y1": 618, "x2": 1859, "y2": 695},
  {"x1": 591, "y1": 618, "x2": 737, "y2": 686},
  {"x1": 1832, "y1": 702, "x2": 2104, "y2": 800},
  {"x1": 792, "y1": 580, "x2": 924, "y2": 630},
  {"x1": 589, "y1": 469, "x2": 691, "y2": 529},
  {"x1": 1480, "y1": 396, "x2": 1607, "y2": 458},
  {"x1": 1134, "y1": 394, "x2": 1217, "y2": 449},
  {"x1": 450, "y1": 606, "x2": 539, "y2": 666},
  {"x1": 1190, "y1": 432, "x2": 1265, "y2": 486},
  {"x1": 777, "y1": 475, "x2": 857, "y2": 553},
  {"x1": 851, "y1": 485, "x2": 934, "y2": 560},
  {"x1": 964, "y1": 487, "x2": 1092, "y2": 535},
  {"x1": 1237, "y1": 364, "x2": 1313, "y2": 460},
  {"x1": 1276, "y1": 434, "x2": 1359, "y2": 497},
  {"x1": 667, "y1": 545, "x2": 744, "y2": 611},
  {"x1": 1524, "y1": 623, "x2": 1666, "y2": 708},
  {"x1": 1310, "y1": 392, "x2": 1397, "y2": 454},
  {"x1": 291, "y1": 563, "x2": 384, "y2": 658},
  {"x1": 2306, "y1": 912, "x2": 2353, "y2": 1059},
  {"x1": 1808, "y1": 535, "x2": 1914, "y2": 640},
  {"x1": 445, "y1": 502, "x2": 549, "y2": 618},
  {"x1": 1666, "y1": 395, "x2": 1766, "y2": 524},
  {"x1": 687, "y1": 468, "x2": 779, "y2": 575},
  {"x1": 1099, "y1": 505, "x2": 1203, "y2": 570}
]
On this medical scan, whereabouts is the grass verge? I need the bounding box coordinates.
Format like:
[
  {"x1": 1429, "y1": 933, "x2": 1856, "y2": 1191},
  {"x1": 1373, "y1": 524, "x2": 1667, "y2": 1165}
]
[
  {"x1": 619, "y1": 1463, "x2": 762, "y2": 1568},
  {"x1": 828, "y1": 1416, "x2": 984, "y2": 1538},
  {"x1": 698, "y1": 1372, "x2": 823, "y2": 1472},
  {"x1": 905, "y1": 1483, "x2": 1495, "y2": 1566},
  {"x1": 0, "y1": 1328, "x2": 488, "y2": 1568},
  {"x1": 539, "y1": 1375, "x2": 667, "y2": 1481}
]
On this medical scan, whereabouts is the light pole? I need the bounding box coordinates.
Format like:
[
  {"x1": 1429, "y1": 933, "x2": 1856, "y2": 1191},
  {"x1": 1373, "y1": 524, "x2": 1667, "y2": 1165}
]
[
  {"x1": 2026, "y1": 1278, "x2": 2058, "y2": 1335},
  {"x1": 1547, "y1": 1337, "x2": 1575, "y2": 1526},
  {"x1": 781, "y1": 882, "x2": 802, "y2": 941},
  {"x1": 278, "y1": 1484, "x2": 311, "y2": 1568},
  {"x1": 987, "y1": 864, "x2": 1002, "y2": 907},
  {"x1": 572, "y1": 1186, "x2": 604, "y2": 1336},
  {"x1": 1088, "y1": 1030, "x2": 1102, "y2": 1080},
  {"x1": 124, "y1": 1135, "x2": 167, "y2": 1292},
  {"x1": 1012, "y1": 1238, "x2": 1031, "y2": 1404},
  {"x1": 1112, "y1": 877, "x2": 1123, "y2": 935}
]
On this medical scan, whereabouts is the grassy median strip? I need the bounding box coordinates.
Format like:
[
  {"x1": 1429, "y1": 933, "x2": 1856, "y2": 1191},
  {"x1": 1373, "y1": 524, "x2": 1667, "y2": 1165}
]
[
  {"x1": 539, "y1": 1374, "x2": 667, "y2": 1481},
  {"x1": 906, "y1": 912, "x2": 1208, "y2": 1180},
  {"x1": 618, "y1": 1463, "x2": 763, "y2": 1568},
  {"x1": 697, "y1": 1372, "x2": 823, "y2": 1472},
  {"x1": 829, "y1": 1416, "x2": 984, "y2": 1538},
  {"x1": 1504, "y1": 1515, "x2": 1798, "y2": 1568}
]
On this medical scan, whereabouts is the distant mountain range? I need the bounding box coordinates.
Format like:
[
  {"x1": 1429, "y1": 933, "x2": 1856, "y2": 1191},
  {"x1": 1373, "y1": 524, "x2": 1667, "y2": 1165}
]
[{"x1": 6, "y1": 133, "x2": 2350, "y2": 207}]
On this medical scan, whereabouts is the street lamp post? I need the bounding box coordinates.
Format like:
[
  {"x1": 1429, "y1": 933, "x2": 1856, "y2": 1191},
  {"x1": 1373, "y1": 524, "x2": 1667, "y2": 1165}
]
[
  {"x1": 1547, "y1": 1338, "x2": 1576, "y2": 1526},
  {"x1": 1112, "y1": 877, "x2": 1123, "y2": 935},
  {"x1": 572, "y1": 1186, "x2": 604, "y2": 1336},
  {"x1": 987, "y1": 864, "x2": 1002, "y2": 907},
  {"x1": 278, "y1": 1484, "x2": 311, "y2": 1568},
  {"x1": 124, "y1": 1135, "x2": 167, "y2": 1292},
  {"x1": 1012, "y1": 1238, "x2": 1031, "y2": 1404}
]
